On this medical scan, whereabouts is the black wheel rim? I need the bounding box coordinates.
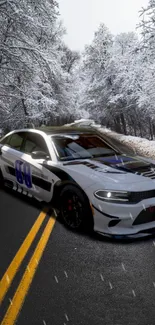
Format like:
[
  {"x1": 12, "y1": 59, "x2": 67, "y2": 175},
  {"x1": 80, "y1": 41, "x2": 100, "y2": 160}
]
[{"x1": 61, "y1": 192, "x2": 83, "y2": 229}]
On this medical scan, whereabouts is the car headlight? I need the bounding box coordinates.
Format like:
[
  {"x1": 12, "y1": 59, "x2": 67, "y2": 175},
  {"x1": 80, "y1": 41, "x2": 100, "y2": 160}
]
[{"x1": 94, "y1": 190, "x2": 130, "y2": 203}]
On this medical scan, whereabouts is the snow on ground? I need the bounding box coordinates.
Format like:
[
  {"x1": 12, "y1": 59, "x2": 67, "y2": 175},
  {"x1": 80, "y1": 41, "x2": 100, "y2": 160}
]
[{"x1": 98, "y1": 126, "x2": 155, "y2": 162}]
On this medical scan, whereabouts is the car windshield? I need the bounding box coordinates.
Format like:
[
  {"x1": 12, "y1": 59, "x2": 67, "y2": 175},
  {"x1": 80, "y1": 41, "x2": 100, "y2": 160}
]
[{"x1": 51, "y1": 134, "x2": 117, "y2": 161}]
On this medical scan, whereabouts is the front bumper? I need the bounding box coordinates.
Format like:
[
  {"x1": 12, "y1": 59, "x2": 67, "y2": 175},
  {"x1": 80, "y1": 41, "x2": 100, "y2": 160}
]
[{"x1": 92, "y1": 196, "x2": 155, "y2": 238}]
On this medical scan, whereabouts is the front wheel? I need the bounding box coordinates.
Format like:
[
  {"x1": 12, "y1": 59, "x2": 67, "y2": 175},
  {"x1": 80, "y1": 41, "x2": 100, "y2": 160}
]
[{"x1": 60, "y1": 185, "x2": 94, "y2": 232}]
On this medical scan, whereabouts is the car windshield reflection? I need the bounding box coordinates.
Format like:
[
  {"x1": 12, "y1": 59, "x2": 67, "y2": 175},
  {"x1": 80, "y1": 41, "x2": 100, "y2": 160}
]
[{"x1": 51, "y1": 134, "x2": 117, "y2": 161}]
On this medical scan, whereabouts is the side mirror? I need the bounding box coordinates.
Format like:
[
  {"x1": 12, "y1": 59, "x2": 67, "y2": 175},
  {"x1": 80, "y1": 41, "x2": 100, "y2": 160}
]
[{"x1": 31, "y1": 151, "x2": 50, "y2": 160}]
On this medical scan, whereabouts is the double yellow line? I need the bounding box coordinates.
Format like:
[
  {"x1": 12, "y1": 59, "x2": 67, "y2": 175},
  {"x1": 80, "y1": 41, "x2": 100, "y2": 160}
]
[{"x1": 0, "y1": 208, "x2": 56, "y2": 325}]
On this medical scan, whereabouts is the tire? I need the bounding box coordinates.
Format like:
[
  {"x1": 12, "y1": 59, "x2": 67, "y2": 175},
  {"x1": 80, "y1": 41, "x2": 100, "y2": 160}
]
[{"x1": 60, "y1": 184, "x2": 94, "y2": 232}]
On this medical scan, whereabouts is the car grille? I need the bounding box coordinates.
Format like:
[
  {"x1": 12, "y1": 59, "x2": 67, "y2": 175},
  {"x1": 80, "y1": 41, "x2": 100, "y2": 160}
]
[
  {"x1": 133, "y1": 207, "x2": 155, "y2": 225},
  {"x1": 130, "y1": 190, "x2": 155, "y2": 203}
]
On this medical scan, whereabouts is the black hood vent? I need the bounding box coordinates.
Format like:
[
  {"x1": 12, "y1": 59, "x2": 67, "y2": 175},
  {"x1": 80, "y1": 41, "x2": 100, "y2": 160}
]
[
  {"x1": 117, "y1": 165, "x2": 155, "y2": 179},
  {"x1": 93, "y1": 156, "x2": 155, "y2": 179},
  {"x1": 64, "y1": 155, "x2": 155, "y2": 180}
]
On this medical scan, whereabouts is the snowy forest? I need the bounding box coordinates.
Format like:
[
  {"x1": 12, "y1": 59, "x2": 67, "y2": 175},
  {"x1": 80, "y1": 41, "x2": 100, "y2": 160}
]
[{"x1": 0, "y1": 0, "x2": 155, "y2": 139}]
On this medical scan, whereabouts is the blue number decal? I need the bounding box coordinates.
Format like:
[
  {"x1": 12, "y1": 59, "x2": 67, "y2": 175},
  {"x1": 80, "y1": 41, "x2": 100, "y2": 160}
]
[
  {"x1": 23, "y1": 162, "x2": 32, "y2": 188},
  {"x1": 15, "y1": 160, "x2": 32, "y2": 188},
  {"x1": 15, "y1": 160, "x2": 23, "y2": 184}
]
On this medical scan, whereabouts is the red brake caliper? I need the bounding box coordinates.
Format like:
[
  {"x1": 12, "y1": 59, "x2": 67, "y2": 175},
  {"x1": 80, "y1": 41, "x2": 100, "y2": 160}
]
[{"x1": 68, "y1": 199, "x2": 72, "y2": 211}]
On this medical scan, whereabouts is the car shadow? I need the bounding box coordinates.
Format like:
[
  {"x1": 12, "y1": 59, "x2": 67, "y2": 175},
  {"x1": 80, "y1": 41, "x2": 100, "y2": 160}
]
[
  {"x1": 3, "y1": 187, "x2": 155, "y2": 245},
  {"x1": 57, "y1": 212, "x2": 155, "y2": 244},
  {"x1": 90, "y1": 231, "x2": 155, "y2": 245}
]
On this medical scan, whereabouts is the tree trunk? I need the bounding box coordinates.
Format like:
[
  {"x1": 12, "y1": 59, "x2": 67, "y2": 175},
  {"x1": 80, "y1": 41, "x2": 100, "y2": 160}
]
[
  {"x1": 130, "y1": 115, "x2": 137, "y2": 136},
  {"x1": 138, "y1": 122, "x2": 143, "y2": 138},
  {"x1": 120, "y1": 112, "x2": 127, "y2": 135},
  {"x1": 152, "y1": 123, "x2": 155, "y2": 138},
  {"x1": 17, "y1": 76, "x2": 28, "y2": 116},
  {"x1": 149, "y1": 118, "x2": 153, "y2": 140},
  {"x1": 21, "y1": 98, "x2": 28, "y2": 116},
  {"x1": 114, "y1": 116, "x2": 121, "y2": 133}
]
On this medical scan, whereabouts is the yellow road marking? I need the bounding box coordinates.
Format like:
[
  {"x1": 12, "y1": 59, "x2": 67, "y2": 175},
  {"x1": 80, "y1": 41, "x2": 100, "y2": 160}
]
[
  {"x1": 0, "y1": 209, "x2": 47, "y2": 304},
  {"x1": 1, "y1": 217, "x2": 55, "y2": 325}
]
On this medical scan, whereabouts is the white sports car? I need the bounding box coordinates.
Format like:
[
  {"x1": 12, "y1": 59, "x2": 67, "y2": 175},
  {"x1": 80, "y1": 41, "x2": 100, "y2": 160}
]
[{"x1": 1, "y1": 122, "x2": 155, "y2": 239}]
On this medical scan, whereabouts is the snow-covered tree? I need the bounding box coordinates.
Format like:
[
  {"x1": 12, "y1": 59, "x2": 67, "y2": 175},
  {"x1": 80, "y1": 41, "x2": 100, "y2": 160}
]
[
  {"x1": 136, "y1": 0, "x2": 155, "y2": 138},
  {"x1": 106, "y1": 32, "x2": 142, "y2": 135},
  {"x1": 0, "y1": 0, "x2": 78, "y2": 131},
  {"x1": 76, "y1": 20, "x2": 155, "y2": 139},
  {"x1": 78, "y1": 24, "x2": 113, "y2": 121}
]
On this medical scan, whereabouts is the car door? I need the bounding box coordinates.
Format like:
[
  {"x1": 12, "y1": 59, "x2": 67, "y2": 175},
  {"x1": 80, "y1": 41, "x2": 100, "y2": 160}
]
[
  {"x1": 0, "y1": 131, "x2": 59, "y2": 202},
  {"x1": 0, "y1": 131, "x2": 26, "y2": 187},
  {"x1": 19, "y1": 131, "x2": 59, "y2": 202}
]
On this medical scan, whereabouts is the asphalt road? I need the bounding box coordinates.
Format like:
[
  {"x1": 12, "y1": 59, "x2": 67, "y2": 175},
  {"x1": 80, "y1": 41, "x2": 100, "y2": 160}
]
[{"x1": 1, "y1": 188, "x2": 155, "y2": 325}]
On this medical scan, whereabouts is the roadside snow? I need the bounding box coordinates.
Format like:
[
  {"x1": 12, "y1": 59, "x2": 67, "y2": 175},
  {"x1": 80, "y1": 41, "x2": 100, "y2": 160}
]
[{"x1": 97, "y1": 127, "x2": 155, "y2": 163}]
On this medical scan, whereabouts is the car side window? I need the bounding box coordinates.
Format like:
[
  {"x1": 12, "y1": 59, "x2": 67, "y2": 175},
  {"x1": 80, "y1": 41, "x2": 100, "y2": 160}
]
[
  {"x1": 9, "y1": 133, "x2": 25, "y2": 151},
  {"x1": 0, "y1": 135, "x2": 12, "y2": 145},
  {"x1": 23, "y1": 133, "x2": 49, "y2": 155}
]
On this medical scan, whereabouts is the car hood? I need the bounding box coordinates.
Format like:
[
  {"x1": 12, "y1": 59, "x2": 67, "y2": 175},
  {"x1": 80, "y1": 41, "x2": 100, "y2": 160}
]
[{"x1": 62, "y1": 154, "x2": 155, "y2": 190}]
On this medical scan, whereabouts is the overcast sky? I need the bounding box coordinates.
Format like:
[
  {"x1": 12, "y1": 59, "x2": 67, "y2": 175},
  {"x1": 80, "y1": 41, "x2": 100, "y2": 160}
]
[{"x1": 58, "y1": 0, "x2": 149, "y2": 51}]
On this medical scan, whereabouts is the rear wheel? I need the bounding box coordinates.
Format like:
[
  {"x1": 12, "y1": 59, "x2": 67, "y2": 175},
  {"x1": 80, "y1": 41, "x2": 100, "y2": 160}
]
[{"x1": 60, "y1": 185, "x2": 94, "y2": 232}]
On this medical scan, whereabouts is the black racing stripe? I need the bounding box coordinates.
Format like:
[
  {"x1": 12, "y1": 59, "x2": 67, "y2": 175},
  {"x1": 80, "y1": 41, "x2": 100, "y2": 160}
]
[
  {"x1": 63, "y1": 161, "x2": 98, "y2": 170},
  {"x1": 63, "y1": 161, "x2": 88, "y2": 166},
  {"x1": 42, "y1": 164, "x2": 77, "y2": 183},
  {"x1": 8, "y1": 166, "x2": 16, "y2": 176},
  {"x1": 92, "y1": 204, "x2": 119, "y2": 219},
  {"x1": 32, "y1": 175, "x2": 51, "y2": 191},
  {"x1": 7, "y1": 166, "x2": 51, "y2": 192}
]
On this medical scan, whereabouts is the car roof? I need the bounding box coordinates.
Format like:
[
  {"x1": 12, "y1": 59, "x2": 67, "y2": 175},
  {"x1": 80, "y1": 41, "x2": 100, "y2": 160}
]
[
  {"x1": 3, "y1": 126, "x2": 98, "y2": 137},
  {"x1": 36, "y1": 126, "x2": 97, "y2": 135},
  {"x1": 2, "y1": 126, "x2": 135, "y2": 155}
]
